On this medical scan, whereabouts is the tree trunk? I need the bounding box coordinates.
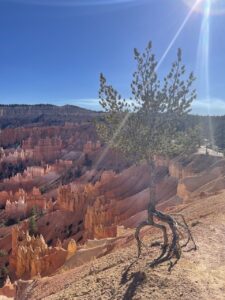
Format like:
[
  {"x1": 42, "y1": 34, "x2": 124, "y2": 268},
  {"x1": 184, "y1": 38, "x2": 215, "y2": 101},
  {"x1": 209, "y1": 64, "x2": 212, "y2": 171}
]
[
  {"x1": 147, "y1": 160, "x2": 156, "y2": 215},
  {"x1": 135, "y1": 158, "x2": 196, "y2": 269}
]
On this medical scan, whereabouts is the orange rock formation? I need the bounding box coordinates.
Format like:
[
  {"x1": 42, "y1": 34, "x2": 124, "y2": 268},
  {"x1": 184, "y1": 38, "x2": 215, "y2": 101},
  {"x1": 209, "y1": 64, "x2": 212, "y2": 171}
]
[
  {"x1": 0, "y1": 276, "x2": 16, "y2": 298},
  {"x1": 9, "y1": 226, "x2": 77, "y2": 280}
]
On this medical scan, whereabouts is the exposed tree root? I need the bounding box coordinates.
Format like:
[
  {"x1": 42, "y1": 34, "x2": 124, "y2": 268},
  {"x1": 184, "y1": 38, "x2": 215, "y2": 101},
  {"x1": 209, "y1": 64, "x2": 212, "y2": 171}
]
[
  {"x1": 135, "y1": 209, "x2": 197, "y2": 270},
  {"x1": 135, "y1": 221, "x2": 150, "y2": 258},
  {"x1": 170, "y1": 213, "x2": 197, "y2": 251}
]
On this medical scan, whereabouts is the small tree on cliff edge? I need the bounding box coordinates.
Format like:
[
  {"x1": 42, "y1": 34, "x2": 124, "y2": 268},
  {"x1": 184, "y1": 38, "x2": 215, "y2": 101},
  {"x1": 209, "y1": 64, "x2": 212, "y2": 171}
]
[
  {"x1": 96, "y1": 42, "x2": 198, "y2": 269},
  {"x1": 29, "y1": 207, "x2": 38, "y2": 236}
]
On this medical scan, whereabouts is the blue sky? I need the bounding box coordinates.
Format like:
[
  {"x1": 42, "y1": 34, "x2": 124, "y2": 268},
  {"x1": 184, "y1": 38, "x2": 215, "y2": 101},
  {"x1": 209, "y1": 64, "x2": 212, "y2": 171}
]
[{"x1": 0, "y1": 0, "x2": 225, "y2": 115}]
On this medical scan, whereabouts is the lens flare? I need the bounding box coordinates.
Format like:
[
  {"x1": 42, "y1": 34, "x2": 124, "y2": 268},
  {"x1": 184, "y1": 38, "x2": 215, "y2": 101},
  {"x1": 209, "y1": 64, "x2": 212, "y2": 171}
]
[
  {"x1": 94, "y1": 1, "x2": 200, "y2": 170},
  {"x1": 196, "y1": 0, "x2": 215, "y2": 145},
  {"x1": 183, "y1": 0, "x2": 225, "y2": 15},
  {"x1": 157, "y1": 0, "x2": 201, "y2": 70}
]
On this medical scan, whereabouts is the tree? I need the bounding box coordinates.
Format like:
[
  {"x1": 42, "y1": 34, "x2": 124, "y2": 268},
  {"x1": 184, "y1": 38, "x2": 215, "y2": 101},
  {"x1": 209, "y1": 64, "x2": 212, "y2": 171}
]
[
  {"x1": 29, "y1": 207, "x2": 38, "y2": 236},
  {"x1": 214, "y1": 118, "x2": 225, "y2": 151},
  {"x1": 84, "y1": 153, "x2": 92, "y2": 167},
  {"x1": 0, "y1": 266, "x2": 9, "y2": 287},
  {"x1": 96, "y1": 42, "x2": 198, "y2": 269}
]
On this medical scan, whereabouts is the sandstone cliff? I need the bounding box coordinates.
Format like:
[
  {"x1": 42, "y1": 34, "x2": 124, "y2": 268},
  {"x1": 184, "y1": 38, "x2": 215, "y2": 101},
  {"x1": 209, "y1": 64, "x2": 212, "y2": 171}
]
[{"x1": 9, "y1": 226, "x2": 76, "y2": 280}]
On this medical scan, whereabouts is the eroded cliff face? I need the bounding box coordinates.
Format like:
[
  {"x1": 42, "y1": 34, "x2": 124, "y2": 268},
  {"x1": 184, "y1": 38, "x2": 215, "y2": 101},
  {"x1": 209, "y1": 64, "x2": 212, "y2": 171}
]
[
  {"x1": 176, "y1": 158, "x2": 225, "y2": 200},
  {"x1": 83, "y1": 140, "x2": 101, "y2": 154},
  {"x1": 3, "y1": 187, "x2": 52, "y2": 220},
  {"x1": 0, "y1": 105, "x2": 225, "y2": 288},
  {"x1": 15, "y1": 190, "x2": 225, "y2": 300},
  {"x1": 156, "y1": 154, "x2": 222, "y2": 179},
  {"x1": 9, "y1": 226, "x2": 76, "y2": 280},
  {"x1": 57, "y1": 183, "x2": 97, "y2": 213},
  {"x1": 84, "y1": 196, "x2": 117, "y2": 239},
  {"x1": 82, "y1": 155, "x2": 225, "y2": 239},
  {"x1": 0, "y1": 123, "x2": 98, "y2": 152},
  {"x1": 155, "y1": 154, "x2": 225, "y2": 202},
  {"x1": 56, "y1": 164, "x2": 178, "y2": 240},
  {"x1": 1, "y1": 152, "x2": 224, "y2": 285},
  {"x1": 22, "y1": 136, "x2": 63, "y2": 162}
]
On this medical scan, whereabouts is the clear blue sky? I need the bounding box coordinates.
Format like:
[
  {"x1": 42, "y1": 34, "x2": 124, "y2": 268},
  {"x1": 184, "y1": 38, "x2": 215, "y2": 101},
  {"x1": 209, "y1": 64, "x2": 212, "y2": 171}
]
[{"x1": 0, "y1": 0, "x2": 225, "y2": 114}]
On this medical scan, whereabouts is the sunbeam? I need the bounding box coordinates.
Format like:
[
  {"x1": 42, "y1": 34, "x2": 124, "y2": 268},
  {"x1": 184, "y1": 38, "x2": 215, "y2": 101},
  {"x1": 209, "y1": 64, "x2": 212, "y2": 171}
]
[
  {"x1": 94, "y1": 0, "x2": 201, "y2": 170},
  {"x1": 196, "y1": 0, "x2": 215, "y2": 146},
  {"x1": 157, "y1": 0, "x2": 202, "y2": 70},
  {"x1": 183, "y1": 0, "x2": 225, "y2": 15},
  {"x1": 93, "y1": 113, "x2": 130, "y2": 170}
]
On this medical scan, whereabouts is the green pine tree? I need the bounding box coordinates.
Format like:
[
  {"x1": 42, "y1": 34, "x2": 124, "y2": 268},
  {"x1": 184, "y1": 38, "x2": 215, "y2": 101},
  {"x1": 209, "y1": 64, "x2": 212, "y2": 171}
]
[
  {"x1": 29, "y1": 207, "x2": 38, "y2": 236},
  {"x1": 96, "y1": 42, "x2": 198, "y2": 268}
]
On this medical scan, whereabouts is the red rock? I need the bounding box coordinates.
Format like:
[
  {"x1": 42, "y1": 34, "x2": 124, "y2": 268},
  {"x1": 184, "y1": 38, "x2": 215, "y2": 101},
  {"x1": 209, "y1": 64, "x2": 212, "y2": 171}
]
[
  {"x1": 9, "y1": 226, "x2": 77, "y2": 280},
  {"x1": 0, "y1": 276, "x2": 15, "y2": 298}
]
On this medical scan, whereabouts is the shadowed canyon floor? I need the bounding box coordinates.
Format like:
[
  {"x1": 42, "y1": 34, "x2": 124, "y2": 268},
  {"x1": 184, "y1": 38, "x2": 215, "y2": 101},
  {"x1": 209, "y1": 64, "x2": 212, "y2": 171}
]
[{"x1": 17, "y1": 192, "x2": 225, "y2": 300}]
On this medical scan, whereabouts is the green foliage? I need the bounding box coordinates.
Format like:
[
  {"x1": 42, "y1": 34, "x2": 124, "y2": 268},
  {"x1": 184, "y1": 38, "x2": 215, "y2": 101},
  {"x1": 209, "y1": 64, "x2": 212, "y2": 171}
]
[
  {"x1": 39, "y1": 210, "x2": 44, "y2": 217},
  {"x1": 0, "y1": 250, "x2": 7, "y2": 257},
  {"x1": 29, "y1": 208, "x2": 38, "y2": 236},
  {"x1": 0, "y1": 160, "x2": 26, "y2": 181},
  {"x1": 183, "y1": 115, "x2": 225, "y2": 152},
  {"x1": 96, "y1": 42, "x2": 198, "y2": 163},
  {"x1": 166, "y1": 126, "x2": 202, "y2": 158},
  {"x1": 30, "y1": 206, "x2": 37, "y2": 217},
  {"x1": 29, "y1": 216, "x2": 38, "y2": 236},
  {"x1": 40, "y1": 186, "x2": 46, "y2": 195},
  {"x1": 0, "y1": 266, "x2": 9, "y2": 286},
  {"x1": 0, "y1": 267, "x2": 8, "y2": 277},
  {"x1": 214, "y1": 118, "x2": 225, "y2": 150}
]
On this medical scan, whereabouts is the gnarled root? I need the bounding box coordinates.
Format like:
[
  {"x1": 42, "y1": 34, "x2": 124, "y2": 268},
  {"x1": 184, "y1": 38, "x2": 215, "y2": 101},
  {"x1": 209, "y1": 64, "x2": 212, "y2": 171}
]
[
  {"x1": 135, "y1": 209, "x2": 196, "y2": 270},
  {"x1": 135, "y1": 219, "x2": 168, "y2": 259},
  {"x1": 170, "y1": 213, "x2": 197, "y2": 251},
  {"x1": 135, "y1": 221, "x2": 150, "y2": 258}
]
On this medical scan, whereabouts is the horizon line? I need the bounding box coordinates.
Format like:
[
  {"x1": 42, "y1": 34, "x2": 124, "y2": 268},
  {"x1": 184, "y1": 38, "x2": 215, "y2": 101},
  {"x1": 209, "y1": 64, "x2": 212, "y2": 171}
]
[{"x1": 0, "y1": 101, "x2": 225, "y2": 117}]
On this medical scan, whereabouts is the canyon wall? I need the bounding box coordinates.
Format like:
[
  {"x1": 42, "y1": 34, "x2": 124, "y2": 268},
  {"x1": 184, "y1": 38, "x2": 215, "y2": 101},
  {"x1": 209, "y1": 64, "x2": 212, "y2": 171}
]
[
  {"x1": 9, "y1": 226, "x2": 76, "y2": 280},
  {"x1": 0, "y1": 104, "x2": 224, "y2": 287}
]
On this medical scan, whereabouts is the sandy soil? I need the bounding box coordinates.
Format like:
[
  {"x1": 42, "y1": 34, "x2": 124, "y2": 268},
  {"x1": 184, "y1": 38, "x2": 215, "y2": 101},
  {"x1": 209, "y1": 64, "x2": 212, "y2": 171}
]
[{"x1": 17, "y1": 192, "x2": 225, "y2": 300}]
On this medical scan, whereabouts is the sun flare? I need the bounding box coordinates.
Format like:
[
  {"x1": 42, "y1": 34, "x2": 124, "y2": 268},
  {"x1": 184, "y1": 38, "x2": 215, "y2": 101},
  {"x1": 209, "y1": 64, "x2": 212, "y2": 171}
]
[{"x1": 183, "y1": 0, "x2": 225, "y2": 15}]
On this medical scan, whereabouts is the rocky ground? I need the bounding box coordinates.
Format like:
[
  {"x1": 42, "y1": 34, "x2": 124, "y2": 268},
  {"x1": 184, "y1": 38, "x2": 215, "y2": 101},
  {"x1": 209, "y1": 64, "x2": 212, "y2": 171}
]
[{"x1": 16, "y1": 191, "x2": 225, "y2": 300}]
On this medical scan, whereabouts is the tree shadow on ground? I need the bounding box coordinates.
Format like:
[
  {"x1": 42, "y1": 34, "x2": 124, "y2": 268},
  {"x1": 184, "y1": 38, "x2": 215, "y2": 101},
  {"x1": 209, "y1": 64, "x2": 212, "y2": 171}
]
[
  {"x1": 122, "y1": 271, "x2": 146, "y2": 300},
  {"x1": 120, "y1": 259, "x2": 138, "y2": 285},
  {"x1": 121, "y1": 260, "x2": 146, "y2": 300}
]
